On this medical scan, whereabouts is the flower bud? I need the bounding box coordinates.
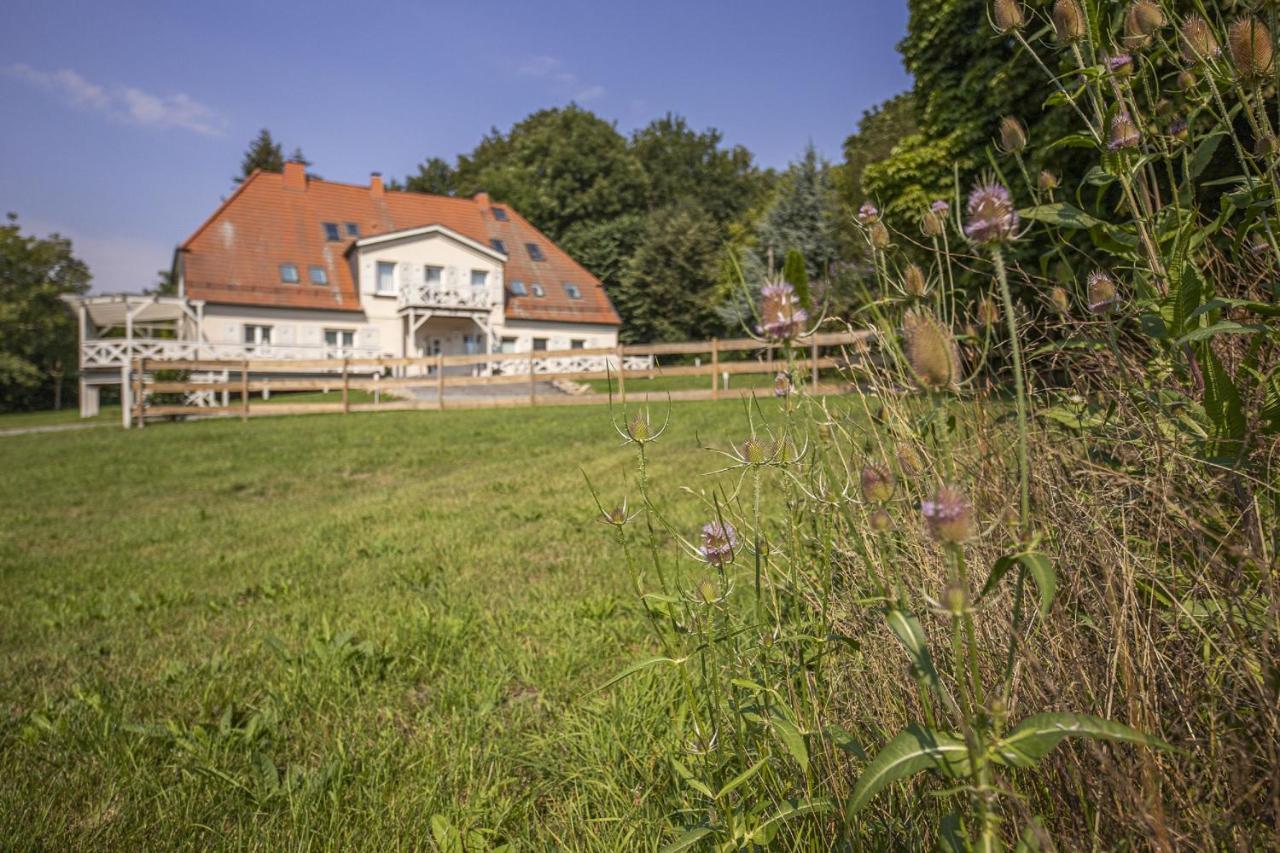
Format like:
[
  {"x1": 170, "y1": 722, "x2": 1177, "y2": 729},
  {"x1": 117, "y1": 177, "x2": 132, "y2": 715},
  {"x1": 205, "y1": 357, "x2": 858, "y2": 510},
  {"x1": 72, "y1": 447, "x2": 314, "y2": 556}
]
[
  {"x1": 920, "y1": 210, "x2": 944, "y2": 237},
  {"x1": 991, "y1": 0, "x2": 1024, "y2": 34},
  {"x1": 604, "y1": 506, "x2": 627, "y2": 526},
  {"x1": 922, "y1": 484, "x2": 974, "y2": 544},
  {"x1": 1086, "y1": 270, "x2": 1121, "y2": 314},
  {"x1": 896, "y1": 444, "x2": 922, "y2": 477},
  {"x1": 998, "y1": 115, "x2": 1028, "y2": 154},
  {"x1": 1177, "y1": 70, "x2": 1198, "y2": 91},
  {"x1": 1038, "y1": 170, "x2": 1060, "y2": 191},
  {"x1": 1254, "y1": 134, "x2": 1279, "y2": 158},
  {"x1": 869, "y1": 508, "x2": 894, "y2": 533},
  {"x1": 943, "y1": 580, "x2": 968, "y2": 615},
  {"x1": 858, "y1": 201, "x2": 880, "y2": 224},
  {"x1": 1168, "y1": 117, "x2": 1189, "y2": 141},
  {"x1": 869, "y1": 221, "x2": 891, "y2": 249},
  {"x1": 696, "y1": 578, "x2": 719, "y2": 605},
  {"x1": 741, "y1": 437, "x2": 770, "y2": 465},
  {"x1": 903, "y1": 309, "x2": 958, "y2": 390},
  {"x1": 964, "y1": 181, "x2": 1019, "y2": 244},
  {"x1": 903, "y1": 263, "x2": 927, "y2": 297},
  {"x1": 698, "y1": 521, "x2": 738, "y2": 566},
  {"x1": 860, "y1": 463, "x2": 896, "y2": 503},
  {"x1": 1108, "y1": 113, "x2": 1140, "y2": 151},
  {"x1": 1181, "y1": 15, "x2": 1220, "y2": 65},
  {"x1": 1229, "y1": 17, "x2": 1275, "y2": 81},
  {"x1": 1049, "y1": 286, "x2": 1071, "y2": 314},
  {"x1": 977, "y1": 296, "x2": 1000, "y2": 329},
  {"x1": 1052, "y1": 0, "x2": 1086, "y2": 44},
  {"x1": 627, "y1": 412, "x2": 652, "y2": 442},
  {"x1": 1106, "y1": 53, "x2": 1135, "y2": 77},
  {"x1": 773, "y1": 371, "x2": 792, "y2": 398},
  {"x1": 1123, "y1": 1, "x2": 1165, "y2": 50}
]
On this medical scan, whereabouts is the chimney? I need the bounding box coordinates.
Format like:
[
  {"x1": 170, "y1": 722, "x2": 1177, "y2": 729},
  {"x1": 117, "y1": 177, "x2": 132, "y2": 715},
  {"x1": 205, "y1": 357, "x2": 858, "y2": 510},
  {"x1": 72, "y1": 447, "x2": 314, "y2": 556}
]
[
  {"x1": 370, "y1": 172, "x2": 384, "y2": 197},
  {"x1": 473, "y1": 191, "x2": 491, "y2": 207},
  {"x1": 282, "y1": 160, "x2": 306, "y2": 191}
]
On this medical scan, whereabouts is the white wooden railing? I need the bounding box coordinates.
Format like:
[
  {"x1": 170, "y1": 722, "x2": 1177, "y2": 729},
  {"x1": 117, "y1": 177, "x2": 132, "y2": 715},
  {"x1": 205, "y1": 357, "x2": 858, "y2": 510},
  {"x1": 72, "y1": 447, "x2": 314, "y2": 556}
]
[
  {"x1": 398, "y1": 283, "x2": 494, "y2": 311},
  {"x1": 80, "y1": 338, "x2": 380, "y2": 369}
]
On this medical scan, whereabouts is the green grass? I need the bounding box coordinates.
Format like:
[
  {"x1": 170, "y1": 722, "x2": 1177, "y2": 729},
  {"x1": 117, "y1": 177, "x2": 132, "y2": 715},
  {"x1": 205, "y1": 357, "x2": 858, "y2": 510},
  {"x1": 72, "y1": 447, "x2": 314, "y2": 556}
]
[
  {"x1": 0, "y1": 400, "x2": 775, "y2": 849},
  {"x1": 0, "y1": 405, "x2": 120, "y2": 430}
]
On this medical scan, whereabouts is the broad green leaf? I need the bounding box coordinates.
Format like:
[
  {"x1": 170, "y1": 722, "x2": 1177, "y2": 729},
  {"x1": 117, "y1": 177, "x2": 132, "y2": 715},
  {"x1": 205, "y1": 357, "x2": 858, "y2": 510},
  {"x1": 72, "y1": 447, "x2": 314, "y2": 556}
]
[
  {"x1": 884, "y1": 608, "x2": 940, "y2": 692},
  {"x1": 1177, "y1": 321, "x2": 1268, "y2": 345},
  {"x1": 847, "y1": 725, "x2": 969, "y2": 814},
  {"x1": 823, "y1": 724, "x2": 868, "y2": 760},
  {"x1": 595, "y1": 655, "x2": 687, "y2": 692},
  {"x1": 717, "y1": 758, "x2": 767, "y2": 799},
  {"x1": 981, "y1": 551, "x2": 1056, "y2": 615},
  {"x1": 1019, "y1": 203, "x2": 1103, "y2": 230},
  {"x1": 670, "y1": 758, "x2": 715, "y2": 800},
  {"x1": 1199, "y1": 345, "x2": 1247, "y2": 457},
  {"x1": 1189, "y1": 132, "x2": 1225, "y2": 180},
  {"x1": 992, "y1": 712, "x2": 1170, "y2": 769},
  {"x1": 771, "y1": 715, "x2": 809, "y2": 773},
  {"x1": 1046, "y1": 133, "x2": 1098, "y2": 151},
  {"x1": 1188, "y1": 297, "x2": 1280, "y2": 320},
  {"x1": 746, "y1": 798, "x2": 834, "y2": 843},
  {"x1": 661, "y1": 826, "x2": 714, "y2": 853}
]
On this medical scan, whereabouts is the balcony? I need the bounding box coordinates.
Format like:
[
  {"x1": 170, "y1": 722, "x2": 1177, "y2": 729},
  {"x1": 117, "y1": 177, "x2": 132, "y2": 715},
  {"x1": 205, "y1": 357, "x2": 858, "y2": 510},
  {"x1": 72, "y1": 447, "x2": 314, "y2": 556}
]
[
  {"x1": 79, "y1": 338, "x2": 380, "y2": 370},
  {"x1": 398, "y1": 282, "x2": 494, "y2": 312}
]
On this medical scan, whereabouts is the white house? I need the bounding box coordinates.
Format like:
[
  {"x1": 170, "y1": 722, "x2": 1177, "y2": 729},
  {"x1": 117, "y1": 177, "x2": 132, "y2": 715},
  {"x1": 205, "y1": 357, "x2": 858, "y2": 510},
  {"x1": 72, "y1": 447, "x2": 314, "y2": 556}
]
[{"x1": 69, "y1": 161, "x2": 623, "y2": 416}]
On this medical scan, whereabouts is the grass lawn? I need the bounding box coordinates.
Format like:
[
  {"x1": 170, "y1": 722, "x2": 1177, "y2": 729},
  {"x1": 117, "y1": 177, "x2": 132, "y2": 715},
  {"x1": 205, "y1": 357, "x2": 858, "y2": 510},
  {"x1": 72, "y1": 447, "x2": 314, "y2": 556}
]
[
  {"x1": 0, "y1": 399, "x2": 787, "y2": 849},
  {"x1": 0, "y1": 405, "x2": 121, "y2": 430}
]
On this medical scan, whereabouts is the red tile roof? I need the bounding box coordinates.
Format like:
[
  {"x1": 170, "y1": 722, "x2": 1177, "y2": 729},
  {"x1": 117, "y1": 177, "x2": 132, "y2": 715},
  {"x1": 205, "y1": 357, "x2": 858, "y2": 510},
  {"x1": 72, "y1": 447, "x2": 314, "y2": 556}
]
[{"x1": 178, "y1": 166, "x2": 621, "y2": 325}]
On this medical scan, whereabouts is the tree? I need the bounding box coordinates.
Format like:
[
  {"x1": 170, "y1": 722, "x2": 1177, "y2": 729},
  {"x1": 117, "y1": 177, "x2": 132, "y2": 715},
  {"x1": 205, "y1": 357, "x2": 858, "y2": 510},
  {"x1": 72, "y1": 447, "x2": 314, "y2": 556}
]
[
  {"x1": 235, "y1": 129, "x2": 285, "y2": 183},
  {"x1": 782, "y1": 248, "x2": 812, "y2": 311},
  {"x1": 756, "y1": 145, "x2": 839, "y2": 284},
  {"x1": 145, "y1": 268, "x2": 177, "y2": 297},
  {"x1": 833, "y1": 93, "x2": 917, "y2": 253},
  {"x1": 0, "y1": 213, "x2": 91, "y2": 412},
  {"x1": 403, "y1": 157, "x2": 457, "y2": 196}
]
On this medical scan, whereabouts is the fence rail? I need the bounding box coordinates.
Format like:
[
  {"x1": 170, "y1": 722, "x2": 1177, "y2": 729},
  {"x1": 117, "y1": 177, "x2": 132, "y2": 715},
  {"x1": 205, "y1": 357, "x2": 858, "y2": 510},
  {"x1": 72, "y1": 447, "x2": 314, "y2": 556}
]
[{"x1": 126, "y1": 331, "x2": 871, "y2": 427}]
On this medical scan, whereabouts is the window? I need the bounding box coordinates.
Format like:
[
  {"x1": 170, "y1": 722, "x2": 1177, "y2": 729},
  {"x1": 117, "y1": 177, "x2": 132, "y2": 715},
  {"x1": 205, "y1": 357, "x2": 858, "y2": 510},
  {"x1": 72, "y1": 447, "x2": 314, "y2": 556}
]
[
  {"x1": 470, "y1": 269, "x2": 488, "y2": 288},
  {"x1": 563, "y1": 282, "x2": 582, "y2": 299},
  {"x1": 525, "y1": 242, "x2": 545, "y2": 261},
  {"x1": 532, "y1": 337, "x2": 548, "y2": 351},
  {"x1": 324, "y1": 329, "x2": 355, "y2": 352},
  {"x1": 279, "y1": 263, "x2": 299, "y2": 284},
  {"x1": 491, "y1": 206, "x2": 509, "y2": 221},
  {"x1": 530, "y1": 282, "x2": 545, "y2": 297},
  {"x1": 463, "y1": 334, "x2": 481, "y2": 355},
  {"x1": 323, "y1": 222, "x2": 341, "y2": 241},
  {"x1": 499, "y1": 336, "x2": 518, "y2": 353},
  {"x1": 424, "y1": 265, "x2": 443, "y2": 286},
  {"x1": 490, "y1": 238, "x2": 507, "y2": 254},
  {"x1": 244, "y1": 324, "x2": 272, "y2": 347},
  {"x1": 344, "y1": 222, "x2": 360, "y2": 237},
  {"x1": 308, "y1": 266, "x2": 329, "y2": 286},
  {"x1": 570, "y1": 339, "x2": 586, "y2": 349},
  {"x1": 376, "y1": 261, "x2": 396, "y2": 294},
  {"x1": 509, "y1": 280, "x2": 527, "y2": 296}
]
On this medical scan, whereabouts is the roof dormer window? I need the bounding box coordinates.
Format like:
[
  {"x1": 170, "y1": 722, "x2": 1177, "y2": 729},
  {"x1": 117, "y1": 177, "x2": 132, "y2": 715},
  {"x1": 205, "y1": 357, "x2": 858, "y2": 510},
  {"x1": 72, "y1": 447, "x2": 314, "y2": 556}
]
[
  {"x1": 491, "y1": 206, "x2": 509, "y2": 221},
  {"x1": 323, "y1": 222, "x2": 341, "y2": 241},
  {"x1": 509, "y1": 280, "x2": 527, "y2": 296},
  {"x1": 526, "y1": 243, "x2": 545, "y2": 262},
  {"x1": 345, "y1": 222, "x2": 360, "y2": 237},
  {"x1": 530, "y1": 282, "x2": 545, "y2": 297},
  {"x1": 563, "y1": 282, "x2": 582, "y2": 299},
  {"x1": 490, "y1": 238, "x2": 507, "y2": 254},
  {"x1": 309, "y1": 266, "x2": 329, "y2": 286},
  {"x1": 279, "y1": 263, "x2": 300, "y2": 284}
]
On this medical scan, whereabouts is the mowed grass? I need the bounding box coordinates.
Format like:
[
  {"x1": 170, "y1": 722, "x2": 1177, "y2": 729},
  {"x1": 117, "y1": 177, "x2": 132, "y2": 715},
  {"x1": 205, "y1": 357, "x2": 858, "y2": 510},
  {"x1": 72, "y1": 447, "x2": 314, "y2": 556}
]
[{"x1": 0, "y1": 401, "x2": 776, "y2": 849}]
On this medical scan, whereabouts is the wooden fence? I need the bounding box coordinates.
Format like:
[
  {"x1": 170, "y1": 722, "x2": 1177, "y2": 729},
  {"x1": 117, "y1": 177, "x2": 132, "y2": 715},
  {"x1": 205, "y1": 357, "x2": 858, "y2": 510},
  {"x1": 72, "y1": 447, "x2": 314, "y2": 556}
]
[{"x1": 127, "y1": 331, "x2": 871, "y2": 427}]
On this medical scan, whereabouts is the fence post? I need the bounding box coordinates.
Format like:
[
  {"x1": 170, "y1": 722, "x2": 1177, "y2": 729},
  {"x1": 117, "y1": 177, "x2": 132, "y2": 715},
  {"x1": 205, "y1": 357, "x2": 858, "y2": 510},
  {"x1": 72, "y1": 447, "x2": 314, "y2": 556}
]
[
  {"x1": 811, "y1": 337, "x2": 819, "y2": 388},
  {"x1": 529, "y1": 349, "x2": 537, "y2": 406},
  {"x1": 133, "y1": 358, "x2": 145, "y2": 429},
  {"x1": 436, "y1": 353, "x2": 446, "y2": 409},
  {"x1": 342, "y1": 358, "x2": 350, "y2": 414},
  {"x1": 240, "y1": 360, "x2": 250, "y2": 422},
  {"x1": 616, "y1": 345, "x2": 626, "y2": 402},
  {"x1": 710, "y1": 338, "x2": 719, "y2": 400}
]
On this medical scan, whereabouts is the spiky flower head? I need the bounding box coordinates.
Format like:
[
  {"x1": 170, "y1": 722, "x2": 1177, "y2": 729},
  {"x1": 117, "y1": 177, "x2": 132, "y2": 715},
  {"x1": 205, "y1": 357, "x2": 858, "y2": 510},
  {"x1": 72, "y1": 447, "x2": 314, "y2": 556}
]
[
  {"x1": 920, "y1": 210, "x2": 944, "y2": 237},
  {"x1": 757, "y1": 280, "x2": 809, "y2": 341},
  {"x1": 1086, "y1": 270, "x2": 1121, "y2": 314},
  {"x1": 869, "y1": 508, "x2": 894, "y2": 533},
  {"x1": 741, "y1": 436, "x2": 771, "y2": 465},
  {"x1": 1049, "y1": 286, "x2": 1071, "y2": 314},
  {"x1": 977, "y1": 296, "x2": 1000, "y2": 328},
  {"x1": 1228, "y1": 17, "x2": 1274, "y2": 81},
  {"x1": 627, "y1": 411, "x2": 653, "y2": 442},
  {"x1": 903, "y1": 264, "x2": 927, "y2": 297},
  {"x1": 1052, "y1": 0, "x2": 1086, "y2": 44},
  {"x1": 1038, "y1": 169, "x2": 1060, "y2": 191},
  {"x1": 695, "y1": 578, "x2": 720, "y2": 605},
  {"x1": 1181, "y1": 15, "x2": 1221, "y2": 65},
  {"x1": 1177, "y1": 70, "x2": 1198, "y2": 91},
  {"x1": 896, "y1": 443, "x2": 923, "y2": 477},
  {"x1": 869, "y1": 221, "x2": 891, "y2": 249},
  {"x1": 860, "y1": 463, "x2": 896, "y2": 503},
  {"x1": 1123, "y1": 1, "x2": 1165, "y2": 49},
  {"x1": 699, "y1": 521, "x2": 738, "y2": 566},
  {"x1": 903, "y1": 309, "x2": 958, "y2": 390},
  {"x1": 997, "y1": 115, "x2": 1028, "y2": 154},
  {"x1": 602, "y1": 505, "x2": 628, "y2": 526},
  {"x1": 1255, "y1": 134, "x2": 1279, "y2": 158},
  {"x1": 857, "y1": 202, "x2": 880, "y2": 224},
  {"x1": 964, "y1": 181, "x2": 1020, "y2": 244},
  {"x1": 1108, "y1": 112, "x2": 1140, "y2": 151},
  {"x1": 922, "y1": 484, "x2": 974, "y2": 544},
  {"x1": 991, "y1": 0, "x2": 1024, "y2": 33},
  {"x1": 1106, "y1": 53, "x2": 1135, "y2": 76},
  {"x1": 773, "y1": 371, "x2": 792, "y2": 398},
  {"x1": 931, "y1": 200, "x2": 950, "y2": 215},
  {"x1": 1168, "y1": 117, "x2": 1190, "y2": 141}
]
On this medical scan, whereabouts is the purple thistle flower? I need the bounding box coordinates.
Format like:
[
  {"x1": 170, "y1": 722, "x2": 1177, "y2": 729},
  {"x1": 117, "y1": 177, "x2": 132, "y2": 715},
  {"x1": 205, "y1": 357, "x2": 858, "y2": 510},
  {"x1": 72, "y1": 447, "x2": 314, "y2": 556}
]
[
  {"x1": 858, "y1": 202, "x2": 880, "y2": 224},
  {"x1": 1108, "y1": 113, "x2": 1140, "y2": 151},
  {"x1": 1086, "y1": 270, "x2": 1121, "y2": 314},
  {"x1": 699, "y1": 521, "x2": 738, "y2": 566},
  {"x1": 931, "y1": 199, "x2": 950, "y2": 214},
  {"x1": 921, "y1": 485, "x2": 974, "y2": 544},
  {"x1": 963, "y1": 182, "x2": 1019, "y2": 245},
  {"x1": 1106, "y1": 53, "x2": 1134, "y2": 74},
  {"x1": 773, "y1": 371, "x2": 793, "y2": 398},
  {"x1": 757, "y1": 280, "x2": 809, "y2": 341}
]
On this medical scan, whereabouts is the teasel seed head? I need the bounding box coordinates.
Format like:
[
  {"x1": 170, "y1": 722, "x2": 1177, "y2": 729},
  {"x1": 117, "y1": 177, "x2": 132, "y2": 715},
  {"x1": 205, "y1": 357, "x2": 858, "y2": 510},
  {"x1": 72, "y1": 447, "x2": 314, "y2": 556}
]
[
  {"x1": 696, "y1": 578, "x2": 719, "y2": 605},
  {"x1": 869, "y1": 221, "x2": 892, "y2": 249},
  {"x1": 896, "y1": 443, "x2": 923, "y2": 477},
  {"x1": 903, "y1": 308, "x2": 958, "y2": 390},
  {"x1": 1254, "y1": 134, "x2": 1279, "y2": 158},
  {"x1": 964, "y1": 180, "x2": 1020, "y2": 244},
  {"x1": 1108, "y1": 112, "x2": 1141, "y2": 151},
  {"x1": 1123, "y1": 0, "x2": 1165, "y2": 50},
  {"x1": 869, "y1": 508, "x2": 894, "y2": 533},
  {"x1": 698, "y1": 521, "x2": 738, "y2": 566},
  {"x1": 903, "y1": 263, "x2": 927, "y2": 297},
  {"x1": 1106, "y1": 53, "x2": 1135, "y2": 76},
  {"x1": 922, "y1": 484, "x2": 975, "y2": 544},
  {"x1": 1086, "y1": 270, "x2": 1121, "y2": 314},
  {"x1": 741, "y1": 436, "x2": 771, "y2": 465},
  {"x1": 991, "y1": 0, "x2": 1024, "y2": 34},
  {"x1": 1177, "y1": 69, "x2": 1199, "y2": 91},
  {"x1": 860, "y1": 463, "x2": 896, "y2": 503},
  {"x1": 920, "y1": 210, "x2": 945, "y2": 237},
  {"x1": 627, "y1": 411, "x2": 653, "y2": 442},
  {"x1": 977, "y1": 295, "x2": 1000, "y2": 329},
  {"x1": 1038, "y1": 169, "x2": 1060, "y2": 191},
  {"x1": 1050, "y1": 286, "x2": 1071, "y2": 314},
  {"x1": 1228, "y1": 17, "x2": 1275, "y2": 81},
  {"x1": 1052, "y1": 0, "x2": 1087, "y2": 44},
  {"x1": 773, "y1": 371, "x2": 792, "y2": 398},
  {"x1": 998, "y1": 115, "x2": 1028, "y2": 154},
  {"x1": 1181, "y1": 15, "x2": 1220, "y2": 65}
]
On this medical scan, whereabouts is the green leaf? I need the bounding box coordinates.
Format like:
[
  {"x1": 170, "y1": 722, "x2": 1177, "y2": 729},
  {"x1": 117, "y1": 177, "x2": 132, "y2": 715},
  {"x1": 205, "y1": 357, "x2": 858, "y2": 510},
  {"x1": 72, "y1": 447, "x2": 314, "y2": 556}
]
[
  {"x1": 1046, "y1": 133, "x2": 1099, "y2": 151},
  {"x1": 982, "y1": 551, "x2": 1057, "y2": 615},
  {"x1": 716, "y1": 758, "x2": 767, "y2": 799},
  {"x1": 884, "y1": 608, "x2": 940, "y2": 693},
  {"x1": 661, "y1": 826, "x2": 714, "y2": 853},
  {"x1": 746, "y1": 799, "x2": 834, "y2": 843},
  {"x1": 771, "y1": 715, "x2": 809, "y2": 773},
  {"x1": 1019, "y1": 203, "x2": 1103, "y2": 230},
  {"x1": 595, "y1": 655, "x2": 687, "y2": 693},
  {"x1": 1189, "y1": 132, "x2": 1225, "y2": 180},
  {"x1": 992, "y1": 712, "x2": 1170, "y2": 769},
  {"x1": 847, "y1": 725, "x2": 969, "y2": 814},
  {"x1": 670, "y1": 758, "x2": 715, "y2": 800},
  {"x1": 1176, "y1": 320, "x2": 1268, "y2": 345},
  {"x1": 823, "y1": 724, "x2": 867, "y2": 760}
]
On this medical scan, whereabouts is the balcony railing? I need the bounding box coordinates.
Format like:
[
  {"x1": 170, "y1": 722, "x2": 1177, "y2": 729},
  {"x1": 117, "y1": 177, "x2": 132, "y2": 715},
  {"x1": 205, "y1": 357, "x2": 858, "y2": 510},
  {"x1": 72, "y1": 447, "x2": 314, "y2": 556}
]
[
  {"x1": 80, "y1": 338, "x2": 380, "y2": 369},
  {"x1": 398, "y1": 282, "x2": 493, "y2": 311}
]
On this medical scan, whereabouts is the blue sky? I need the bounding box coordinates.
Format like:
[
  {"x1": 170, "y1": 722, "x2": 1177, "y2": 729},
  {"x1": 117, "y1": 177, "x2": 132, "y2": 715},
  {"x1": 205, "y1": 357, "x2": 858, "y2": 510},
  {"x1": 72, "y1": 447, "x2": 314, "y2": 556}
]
[{"x1": 0, "y1": 0, "x2": 910, "y2": 293}]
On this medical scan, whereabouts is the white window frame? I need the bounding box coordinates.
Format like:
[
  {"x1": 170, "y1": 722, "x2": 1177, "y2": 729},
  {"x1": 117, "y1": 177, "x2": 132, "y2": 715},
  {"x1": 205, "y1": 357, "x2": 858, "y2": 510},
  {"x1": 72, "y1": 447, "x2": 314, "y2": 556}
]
[
  {"x1": 376, "y1": 261, "x2": 396, "y2": 295},
  {"x1": 424, "y1": 265, "x2": 443, "y2": 286},
  {"x1": 324, "y1": 328, "x2": 355, "y2": 355},
  {"x1": 470, "y1": 269, "x2": 488, "y2": 289},
  {"x1": 244, "y1": 324, "x2": 272, "y2": 349}
]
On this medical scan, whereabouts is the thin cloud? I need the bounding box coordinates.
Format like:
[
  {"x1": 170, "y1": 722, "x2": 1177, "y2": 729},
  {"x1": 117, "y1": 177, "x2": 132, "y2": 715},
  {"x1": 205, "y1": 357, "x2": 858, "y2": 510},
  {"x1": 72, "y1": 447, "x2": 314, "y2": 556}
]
[
  {"x1": 516, "y1": 55, "x2": 605, "y2": 103},
  {"x1": 5, "y1": 63, "x2": 227, "y2": 136}
]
